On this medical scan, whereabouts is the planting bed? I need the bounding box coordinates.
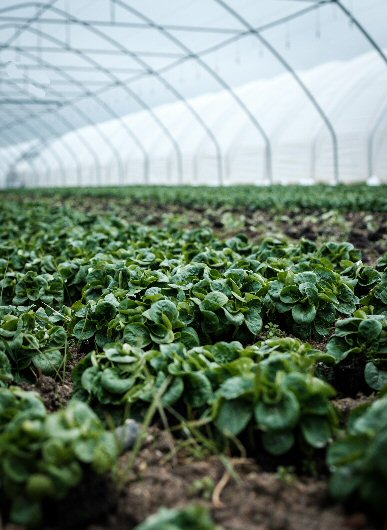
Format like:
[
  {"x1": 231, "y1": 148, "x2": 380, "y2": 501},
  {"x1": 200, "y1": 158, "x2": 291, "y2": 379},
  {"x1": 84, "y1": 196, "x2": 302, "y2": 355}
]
[{"x1": 0, "y1": 185, "x2": 386, "y2": 530}]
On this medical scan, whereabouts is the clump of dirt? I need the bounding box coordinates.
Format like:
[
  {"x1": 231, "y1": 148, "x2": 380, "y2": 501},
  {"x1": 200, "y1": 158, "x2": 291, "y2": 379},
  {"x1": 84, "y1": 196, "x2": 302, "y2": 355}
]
[
  {"x1": 19, "y1": 375, "x2": 71, "y2": 412},
  {"x1": 333, "y1": 394, "x2": 375, "y2": 424}
]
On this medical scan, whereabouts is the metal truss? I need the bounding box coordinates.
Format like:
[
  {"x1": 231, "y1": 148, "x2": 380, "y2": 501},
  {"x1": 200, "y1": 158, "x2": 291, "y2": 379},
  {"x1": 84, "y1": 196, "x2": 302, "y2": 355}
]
[{"x1": 0, "y1": 0, "x2": 386, "y2": 186}]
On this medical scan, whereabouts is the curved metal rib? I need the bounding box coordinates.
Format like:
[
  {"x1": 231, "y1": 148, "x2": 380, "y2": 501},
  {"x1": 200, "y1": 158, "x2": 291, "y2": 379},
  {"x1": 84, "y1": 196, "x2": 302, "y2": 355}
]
[
  {"x1": 0, "y1": 42, "x2": 129, "y2": 184},
  {"x1": 214, "y1": 0, "x2": 339, "y2": 184},
  {"x1": 112, "y1": 0, "x2": 273, "y2": 184}
]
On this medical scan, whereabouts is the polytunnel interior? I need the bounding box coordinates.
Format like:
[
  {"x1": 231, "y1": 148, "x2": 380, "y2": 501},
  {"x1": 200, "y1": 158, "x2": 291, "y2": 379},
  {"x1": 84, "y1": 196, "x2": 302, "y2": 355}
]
[{"x1": 1, "y1": 0, "x2": 387, "y2": 188}]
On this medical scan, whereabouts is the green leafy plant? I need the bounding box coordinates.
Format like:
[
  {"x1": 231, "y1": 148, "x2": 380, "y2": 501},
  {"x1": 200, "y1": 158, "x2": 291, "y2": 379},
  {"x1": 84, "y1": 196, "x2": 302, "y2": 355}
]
[
  {"x1": 327, "y1": 392, "x2": 387, "y2": 514},
  {"x1": 327, "y1": 312, "x2": 387, "y2": 390},
  {"x1": 0, "y1": 387, "x2": 120, "y2": 527},
  {"x1": 134, "y1": 504, "x2": 219, "y2": 530},
  {"x1": 214, "y1": 339, "x2": 338, "y2": 455},
  {"x1": 0, "y1": 307, "x2": 67, "y2": 378}
]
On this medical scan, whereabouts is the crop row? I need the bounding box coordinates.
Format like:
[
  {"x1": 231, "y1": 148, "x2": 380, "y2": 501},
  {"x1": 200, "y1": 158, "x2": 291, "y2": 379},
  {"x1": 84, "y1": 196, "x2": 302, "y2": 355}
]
[
  {"x1": 0, "y1": 201, "x2": 386, "y2": 526},
  {"x1": 2, "y1": 183, "x2": 387, "y2": 212}
]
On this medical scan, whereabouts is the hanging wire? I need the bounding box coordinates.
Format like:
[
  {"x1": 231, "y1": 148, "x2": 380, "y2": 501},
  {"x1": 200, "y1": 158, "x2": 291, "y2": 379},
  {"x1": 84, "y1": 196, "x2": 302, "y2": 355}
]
[
  {"x1": 215, "y1": 50, "x2": 219, "y2": 73},
  {"x1": 110, "y1": 0, "x2": 116, "y2": 24},
  {"x1": 65, "y1": 0, "x2": 71, "y2": 47},
  {"x1": 285, "y1": 21, "x2": 290, "y2": 49},
  {"x1": 315, "y1": 7, "x2": 321, "y2": 39},
  {"x1": 235, "y1": 39, "x2": 240, "y2": 64}
]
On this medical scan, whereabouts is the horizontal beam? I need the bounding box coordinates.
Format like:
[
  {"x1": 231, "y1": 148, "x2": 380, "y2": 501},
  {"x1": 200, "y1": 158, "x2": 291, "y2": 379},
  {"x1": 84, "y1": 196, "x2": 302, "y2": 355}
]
[
  {"x1": 0, "y1": 98, "x2": 61, "y2": 105},
  {"x1": 0, "y1": 44, "x2": 184, "y2": 58},
  {"x1": 0, "y1": 62, "x2": 144, "y2": 74},
  {"x1": 0, "y1": 15, "x2": 243, "y2": 34}
]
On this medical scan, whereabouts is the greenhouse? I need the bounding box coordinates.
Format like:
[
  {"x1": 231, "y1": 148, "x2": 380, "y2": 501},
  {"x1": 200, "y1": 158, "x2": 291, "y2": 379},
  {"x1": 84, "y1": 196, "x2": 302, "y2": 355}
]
[
  {"x1": 1, "y1": 0, "x2": 387, "y2": 187},
  {"x1": 0, "y1": 2, "x2": 386, "y2": 530}
]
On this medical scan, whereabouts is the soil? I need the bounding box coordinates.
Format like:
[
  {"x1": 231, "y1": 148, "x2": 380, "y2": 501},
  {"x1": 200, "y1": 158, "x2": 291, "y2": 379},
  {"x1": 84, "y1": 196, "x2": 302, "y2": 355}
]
[
  {"x1": 19, "y1": 375, "x2": 72, "y2": 412},
  {"x1": 3, "y1": 202, "x2": 387, "y2": 530},
  {"x1": 34, "y1": 428, "x2": 380, "y2": 530}
]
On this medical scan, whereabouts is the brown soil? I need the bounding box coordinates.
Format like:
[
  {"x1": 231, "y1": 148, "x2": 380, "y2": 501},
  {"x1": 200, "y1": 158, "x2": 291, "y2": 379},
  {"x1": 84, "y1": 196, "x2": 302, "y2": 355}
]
[
  {"x1": 37, "y1": 428, "x2": 380, "y2": 530},
  {"x1": 19, "y1": 375, "x2": 72, "y2": 412}
]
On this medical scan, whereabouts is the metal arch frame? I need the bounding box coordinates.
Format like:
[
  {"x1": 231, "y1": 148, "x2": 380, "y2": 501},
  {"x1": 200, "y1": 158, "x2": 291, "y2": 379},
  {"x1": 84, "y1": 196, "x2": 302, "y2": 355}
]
[
  {"x1": 1, "y1": 3, "x2": 323, "y2": 108},
  {"x1": 310, "y1": 65, "x2": 386, "y2": 182},
  {"x1": 3, "y1": 80, "x2": 81, "y2": 186},
  {"x1": 0, "y1": 0, "x2": 328, "y2": 188},
  {"x1": 1, "y1": 26, "x2": 149, "y2": 185},
  {"x1": 0, "y1": 133, "x2": 42, "y2": 187},
  {"x1": 1, "y1": 3, "x2": 222, "y2": 186},
  {"x1": 36, "y1": 2, "x2": 222, "y2": 186},
  {"x1": 111, "y1": 0, "x2": 272, "y2": 185},
  {"x1": 1, "y1": 76, "x2": 69, "y2": 184},
  {"x1": 3, "y1": 76, "x2": 93, "y2": 186},
  {"x1": 0, "y1": 0, "x2": 386, "y2": 187},
  {"x1": 0, "y1": 48, "x2": 123, "y2": 188},
  {"x1": 334, "y1": 0, "x2": 387, "y2": 66},
  {"x1": 0, "y1": 42, "x2": 131, "y2": 185},
  {"x1": 0, "y1": 4, "x2": 145, "y2": 185},
  {"x1": 290, "y1": 1, "x2": 387, "y2": 65},
  {"x1": 23, "y1": 3, "x2": 184, "y2": 185},
  {"x1": 1, "y1": 0, "x2": 331, "y2": 186},
  {"x1": 214, "y1": 0, "x2": 339, "y2": 184},
  {"x1": 1, "y1": 111, "x2": 57, "y2": 186}
]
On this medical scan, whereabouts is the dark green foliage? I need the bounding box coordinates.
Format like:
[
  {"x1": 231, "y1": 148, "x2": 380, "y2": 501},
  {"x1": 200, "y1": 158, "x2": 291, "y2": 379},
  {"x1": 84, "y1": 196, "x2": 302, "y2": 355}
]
[
  {"x1": 3, "y1": 184, "x2": 386, "y2": 212},
  {"x1": 327, "y1": 312, "x2": 387, "y2": 390},
  {"x1": 327, "y1": 393, "x2": 387, "y2": 514},
  {"x1": 0, "y1": 191, "x2": 386, "y2": 525},
  {"x1": 0, "y1": 387, "x2": 120, "y2": 527},
  {"x1": 134, "y1": 504, "x2": 218, "y2": 530}
]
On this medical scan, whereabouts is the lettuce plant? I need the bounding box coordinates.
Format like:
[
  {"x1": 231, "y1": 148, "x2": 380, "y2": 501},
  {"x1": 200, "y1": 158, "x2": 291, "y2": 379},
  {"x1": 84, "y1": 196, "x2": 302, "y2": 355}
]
[
  {"x1": 73, "y1": 337, "x2": 337, "y2": 455},
  {"x1": 0, "y1": 307, "x2": 67, "y2": 378},
  {"x1": 0, "y1": 387, "x2": 120, "y2": 527},
  {"x1": 266, "y1": 268, "x2": 358, "y2": 338},
  {"x1": 327, "y1": 393, "x2": 387, "y2": 514},
  {"x1": 214, "y1": 343, "x2": 338, "y2": 455},
  {"x1": 327, "y1": 312, "x2": 387, "y2": 390}
]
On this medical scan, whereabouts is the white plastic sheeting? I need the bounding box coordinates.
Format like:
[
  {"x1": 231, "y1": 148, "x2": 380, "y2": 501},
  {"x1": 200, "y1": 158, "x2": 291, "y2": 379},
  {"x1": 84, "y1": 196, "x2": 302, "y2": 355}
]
[{"x1": 6, "y1": 49, "x2": 387, "y2": 187}]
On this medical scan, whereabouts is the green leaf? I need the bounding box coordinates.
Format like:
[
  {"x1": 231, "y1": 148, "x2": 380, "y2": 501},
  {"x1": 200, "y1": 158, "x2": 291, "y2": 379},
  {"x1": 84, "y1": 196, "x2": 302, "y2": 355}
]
[
  {"x1": 326, "y1": 336, "x2": 351, "y2": 363},
  {"x1": 73, "y1": 319, "x2": 95, "y2": 340},
  {"x1": 161, "y1": 377, "x2": 184, "y2": 407},
  {"x1": 73, "y1": 438, "x2": 97, "y2": 463},
  {"x1": 245, "y1": 306, "x2": 263, "y2": 335},
  {"x1": 10, "y1": 498, "x2": 42, "y2": 527},
  {"x1": 327, "y1": 434, "x2": 368, "y2": 468},
  {"x1": 184, "y1": 372, "x2": 212, "y2": 408},
  {"x1": 261, "y1": 430, "x2": 295, "y2": 455},
  {"x1": 100, "y1": 368, "x2": 134, "y2": 395},
  {"x1": 364, "y1": 362, "x2": 387, "y2": 391},
  {"x1": 178, "y1": 327, "x2": 200, "y2": 349},
  {"x1": 292, "y1": 303, "x2": 317, "y2": 324},
  {"x1": 359, "y1": 318, "x2": 382, "y2": 342},
  {"x1": 301, "y1": 415, "x2": 332, "y2": 448},
  {"x1": 279, "y1": 286, "x2": 301, "y2": 304},
  {"x1": 215, "y1": 398, "x2": 253, "y2": 436},
  {"x1": 143, "y1": 300, "x2": 178, "y2": 325},
  {"x1": 200, "y1": 291, "x2": 228, "y2": 311},
  {"x1": 123, "y1": 323, "x2": 151, "y2": 348},
  {"x1": 255, "y1": 391, "x2": 300, "y2": 431},
  {"x1": 219, "y1": 376, "x2": 254, "y2": 399},
  {"x1": 135, "y1": 505, "x2": 217, "y2": 530},
  {"x1": 32, "y1": 349, "x2": 63, "y2": 375},
  {"x1": 26, "y1": 474, "x2": 55, "y2": 499}
]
